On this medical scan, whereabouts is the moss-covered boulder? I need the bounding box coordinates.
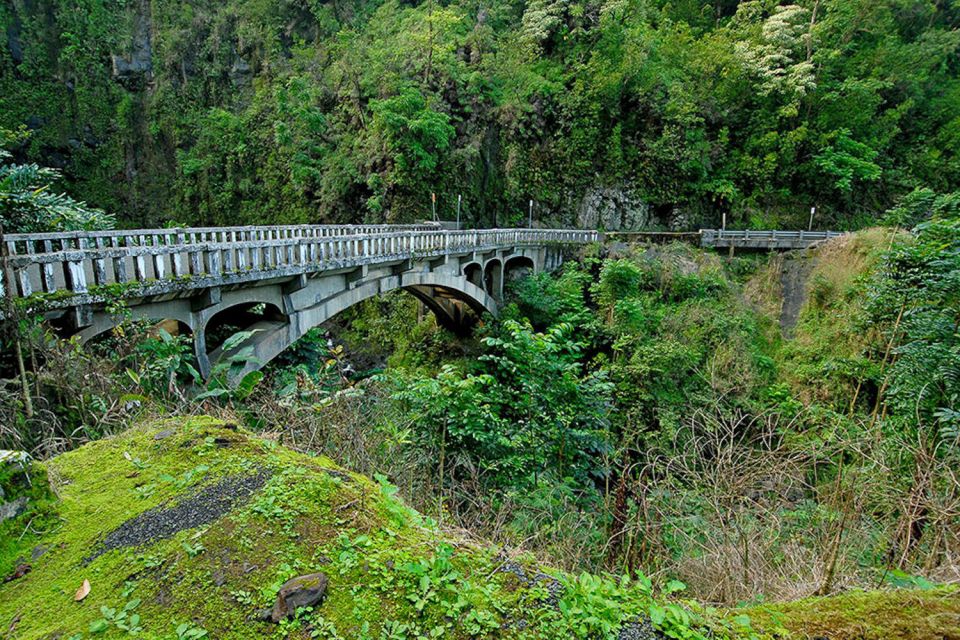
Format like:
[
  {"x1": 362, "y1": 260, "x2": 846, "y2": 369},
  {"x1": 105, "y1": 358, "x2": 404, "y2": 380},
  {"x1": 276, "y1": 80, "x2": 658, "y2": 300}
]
[
  {"x1": 0, "y1": 416, "x2": 955, "y2": 640},
  {"x1": 0, "y1": 417, "x2": 720, "y2": 639},
  {"x1": 0, "y1": 449, "x2": 57, "y2": 581}
]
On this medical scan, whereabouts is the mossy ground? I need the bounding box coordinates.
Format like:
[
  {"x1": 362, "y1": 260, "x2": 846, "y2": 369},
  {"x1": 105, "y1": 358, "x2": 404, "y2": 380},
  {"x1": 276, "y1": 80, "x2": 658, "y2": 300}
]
[
  {"x1": 748, "y1": 587, "x2": 960, "y2": 640},
  {"x1": 0, "y1": 417, "x2": 698, "y2": 639},
  {"x1": 0, "y1": 459, "x2": 57, "y2": 579},
  {"x1": 1, "y1": 416, "x2": 954, "y2": 640}
]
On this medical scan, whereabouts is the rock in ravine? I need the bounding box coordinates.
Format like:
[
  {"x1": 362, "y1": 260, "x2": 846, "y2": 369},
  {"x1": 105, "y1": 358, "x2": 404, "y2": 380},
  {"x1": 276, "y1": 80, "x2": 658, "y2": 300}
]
[{"x1": 270, "y1": 572, "x2": 329, "y2": 622}]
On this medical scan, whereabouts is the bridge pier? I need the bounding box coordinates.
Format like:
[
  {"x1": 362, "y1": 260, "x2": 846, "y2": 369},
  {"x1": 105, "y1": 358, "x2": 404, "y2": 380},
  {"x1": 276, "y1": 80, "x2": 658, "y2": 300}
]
[{"x1": 194, "y1": 329, "x2": 211, "y2": 380}]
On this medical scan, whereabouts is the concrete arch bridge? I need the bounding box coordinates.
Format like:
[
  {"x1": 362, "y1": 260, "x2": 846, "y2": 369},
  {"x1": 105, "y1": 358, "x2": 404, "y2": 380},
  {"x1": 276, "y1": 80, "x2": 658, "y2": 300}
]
[{"x1": 2, "y1": 224, "x2": 597, "y2": 379}]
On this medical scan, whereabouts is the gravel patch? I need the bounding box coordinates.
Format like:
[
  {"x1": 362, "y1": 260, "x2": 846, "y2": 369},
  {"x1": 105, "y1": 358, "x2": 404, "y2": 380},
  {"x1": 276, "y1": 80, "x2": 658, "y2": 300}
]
[
  {"x1": 85, "y1": 470, "x2": 270, "y2": 563},
  {"x1": 497, "y1": 559, "x2": 564, "y2": 606},
  {"x1": 618, "y1": 619, "x2": 665, "y2": 640}
]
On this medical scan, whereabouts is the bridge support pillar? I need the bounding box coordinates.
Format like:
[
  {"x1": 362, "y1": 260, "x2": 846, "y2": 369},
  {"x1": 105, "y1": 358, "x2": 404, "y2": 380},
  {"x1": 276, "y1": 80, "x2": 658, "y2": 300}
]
[
  {"x1": 68, "y1": 304, "x2": 94, "y2": 332},
  {"x1": 191, "y1": 287, "x2": 221, "y2": 312},
  {"x1": 194, "y1": 329, "x2": 211, "y2": 380},
  {"x1": 282, "y1": 275, "x2": 308, "y2": 315},
  {"x1": 346, "y1": 266, "x2": 367, "y2": 289}
]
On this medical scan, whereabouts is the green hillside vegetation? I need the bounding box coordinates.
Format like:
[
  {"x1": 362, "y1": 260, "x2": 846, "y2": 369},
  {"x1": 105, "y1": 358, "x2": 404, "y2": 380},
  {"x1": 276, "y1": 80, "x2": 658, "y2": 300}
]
[
  {"x1": 1, "y1": 204, "x2": 957, "y2": 620},
  {"x1": 2, "y1": 0, "x2": 958, "y2": 228},
  {"x1": 0, "y1": 416, "x2": 752, "y2": 640},
  {"x1": 2, "y1": 0, "x2": 960, "y2": 635},
  {"x1": 2, "y1": 69, "x2": 960, "y2": 634}
]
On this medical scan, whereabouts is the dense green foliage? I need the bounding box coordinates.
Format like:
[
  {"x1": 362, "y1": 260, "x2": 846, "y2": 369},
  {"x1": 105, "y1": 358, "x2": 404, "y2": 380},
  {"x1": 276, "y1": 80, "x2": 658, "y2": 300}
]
[
  {"x1": 0, "y1": 128, "x2": 114, "y2": 233},
  {"x1": 393, "y1": 319, "x2": 613, "y2": 488},
  {"x1": 375, "y1": 205, "x2": 959, "y2": 600},
  {"x1": 0, "y1": 202, "x2": 957, "y2": 628},
  {"x1": 2, "y1": 0, "x2": 959, "y2": 632},
  {"x1": 2, "y1": 0, "x2": 958, "y2": 228},
  {"x1": 867, "y1": 212, "x2": 960, "y2": 440}
]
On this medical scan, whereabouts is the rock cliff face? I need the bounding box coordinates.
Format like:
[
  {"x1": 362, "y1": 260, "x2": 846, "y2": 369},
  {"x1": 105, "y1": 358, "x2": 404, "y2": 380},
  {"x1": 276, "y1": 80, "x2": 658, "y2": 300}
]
[
  {"x1": 0, "y1": 3, "x2": 696, "y2": 230},
  {"x1": 110, "y1": 0, "x2": 153, "y2": 91},
  {"x1": 574, "y1": 185, "x2": 651, "y2": 231}
]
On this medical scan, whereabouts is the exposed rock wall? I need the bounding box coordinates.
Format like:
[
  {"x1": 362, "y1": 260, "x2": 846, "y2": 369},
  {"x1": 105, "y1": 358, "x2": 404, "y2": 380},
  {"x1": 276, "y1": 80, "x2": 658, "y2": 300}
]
[{"x1": 573, "y1": 185, "x2": 651, "y2": 231}]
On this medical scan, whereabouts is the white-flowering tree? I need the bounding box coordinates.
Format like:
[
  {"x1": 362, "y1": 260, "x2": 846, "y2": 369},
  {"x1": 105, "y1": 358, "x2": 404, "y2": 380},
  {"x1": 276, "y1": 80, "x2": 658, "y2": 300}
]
[
  {"x1": 520, "y1": 0, "x2": 568, "y2": 54},
  {"x1": 734, "y1": 3, "x2": 817, "y2": 116}
]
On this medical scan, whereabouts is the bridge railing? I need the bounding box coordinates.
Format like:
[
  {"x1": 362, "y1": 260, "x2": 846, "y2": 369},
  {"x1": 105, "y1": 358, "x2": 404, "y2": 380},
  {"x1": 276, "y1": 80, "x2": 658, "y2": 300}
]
[
  {"x1": 2, "y1": 227, "x2": 598, "y2": 300},
  {"x1": 700, "y1": 229, "x2": 844, "y2": 247},
  {"x1": 2, "y1": 223, "x2": 443, "y2": 258}
]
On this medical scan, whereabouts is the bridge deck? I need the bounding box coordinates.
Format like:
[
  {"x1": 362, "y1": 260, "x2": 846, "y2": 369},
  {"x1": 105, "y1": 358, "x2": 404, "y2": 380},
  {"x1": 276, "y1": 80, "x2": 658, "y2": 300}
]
[
  {"x1": 1, "y1": 224, "x2": 845, "y2": 306},
  {"x1": 1, "y1": 226, "x2": 597, "y2": 307}
]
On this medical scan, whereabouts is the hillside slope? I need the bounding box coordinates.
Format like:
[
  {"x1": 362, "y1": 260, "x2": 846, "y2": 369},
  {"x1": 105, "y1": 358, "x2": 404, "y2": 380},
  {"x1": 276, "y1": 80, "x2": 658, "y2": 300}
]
[
  {"x1": 0, "y1": 416, "x2": 732, "y2": 639},
  {"x1": 2, "y1": 1, "x2": 958, "y2": 228},
  {"x1": 745, "y1": 228, "x2": 908, "y2": 411},
  {"x1": 2, "y1": 416, "x2": 958, "y2": 639}
]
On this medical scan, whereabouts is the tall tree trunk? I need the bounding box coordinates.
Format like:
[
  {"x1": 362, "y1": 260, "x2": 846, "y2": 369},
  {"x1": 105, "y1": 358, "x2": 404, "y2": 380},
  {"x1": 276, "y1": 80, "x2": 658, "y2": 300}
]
[{"x1": 606, "y1": 459, "x2": 631, "y2": 569}]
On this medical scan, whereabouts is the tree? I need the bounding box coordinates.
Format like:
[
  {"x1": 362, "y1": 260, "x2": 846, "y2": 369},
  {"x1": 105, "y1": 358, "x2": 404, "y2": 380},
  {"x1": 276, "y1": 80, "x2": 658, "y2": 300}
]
[
  {"x1": 867, "y1": 199, "x2": 960, "y2": 442},
  {"x1": 733, "y1": 3, "x2": 816, "y2": 117},
  {"x1": 813, "y1": 128, "x2": 882, "y2": 195},
  {"x1": 368, "y1": 88, "x2": 455, "y2": 216}
]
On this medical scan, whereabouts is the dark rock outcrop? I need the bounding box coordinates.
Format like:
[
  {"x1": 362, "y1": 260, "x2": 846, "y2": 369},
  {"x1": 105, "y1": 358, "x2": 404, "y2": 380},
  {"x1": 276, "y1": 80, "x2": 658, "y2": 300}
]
[
  {"x1": 111, "y1": 0, "x2": 153, "y2": 90},
  {"x1": 269, "y1": 572, "x2": 330, "y2": 622}
]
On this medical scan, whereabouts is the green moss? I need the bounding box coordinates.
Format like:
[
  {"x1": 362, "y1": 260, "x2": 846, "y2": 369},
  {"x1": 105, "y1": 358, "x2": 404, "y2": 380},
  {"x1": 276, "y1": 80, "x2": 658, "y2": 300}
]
[
  {"x1": 747, "y1": 587, "x2": 960, "y2": 640},
  {"x1": 0, "y1": 460, "x2": 58, "y2": 578},
  {"x1": 14, "y1": 288, "x2": 80, "y2": 311},
  {"x1": 0, "y1": 416, "x2": 758, "y2": 640}
]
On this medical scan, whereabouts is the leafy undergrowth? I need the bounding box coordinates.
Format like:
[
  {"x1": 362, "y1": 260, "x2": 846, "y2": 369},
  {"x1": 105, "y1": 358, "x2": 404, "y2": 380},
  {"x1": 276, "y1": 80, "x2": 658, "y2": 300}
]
[
  {"x1": 1, "y1": 416, "x2": 955, "y2": 640},
  {"x1": 0, "y1": 417, "x2": 744, "y2": 640}
]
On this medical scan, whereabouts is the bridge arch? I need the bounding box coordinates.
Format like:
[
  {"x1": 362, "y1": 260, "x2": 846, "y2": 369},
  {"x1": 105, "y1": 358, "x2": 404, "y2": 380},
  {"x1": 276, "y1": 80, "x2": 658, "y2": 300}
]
[
  {"x1": 463, "y1": 262, "x2": 483, "y2": 289},
  {"x1": 483, "y1": 258, "x2": 503, "y2": 301},
  {"x1": 75, "y1": 301, "x2": 196, "y2": 344},
  {"x1": 213, "y1": 272, "x2": 496, "y2": 382},
  {"x1": 202, "y1": 301, "x2": 286, "y2": 352},
  {"x1": 504, "y1": 255, "x2": 535, "y2": 287},
  {"x1": 81, "y1": 317, "x2": 194, "y2": 350}
]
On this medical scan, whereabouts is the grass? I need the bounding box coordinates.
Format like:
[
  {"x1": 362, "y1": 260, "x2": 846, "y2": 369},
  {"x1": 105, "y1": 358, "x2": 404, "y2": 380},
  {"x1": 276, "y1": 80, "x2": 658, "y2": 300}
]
[{"x1": 740, "y1": 228, "x2": 908, "y2": 411}]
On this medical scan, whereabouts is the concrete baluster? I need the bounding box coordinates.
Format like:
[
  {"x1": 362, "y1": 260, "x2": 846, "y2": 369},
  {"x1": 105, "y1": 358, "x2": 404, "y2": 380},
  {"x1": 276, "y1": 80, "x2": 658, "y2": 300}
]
[
  {"x1": 132, "y1": 235, "x2": 147, "y2": 281},
  {"x1": 65, "y1": 253, "x2": 87, "y2": 294},
  {"x1": 151, "y1": 235, "x2": 167, "y2": 280},
  {"x1": 38, "y1": 240, "x2": 56, "y2": 292},
  {"x1": 172, "y1": 232, "x2": 187, "y2": 276},
  {"x1": 205, "y1": 244, "x2": 222, "y2": 276},
  {"x1": 91, "y1": 236, "x2": 108, "y2": 286}
]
